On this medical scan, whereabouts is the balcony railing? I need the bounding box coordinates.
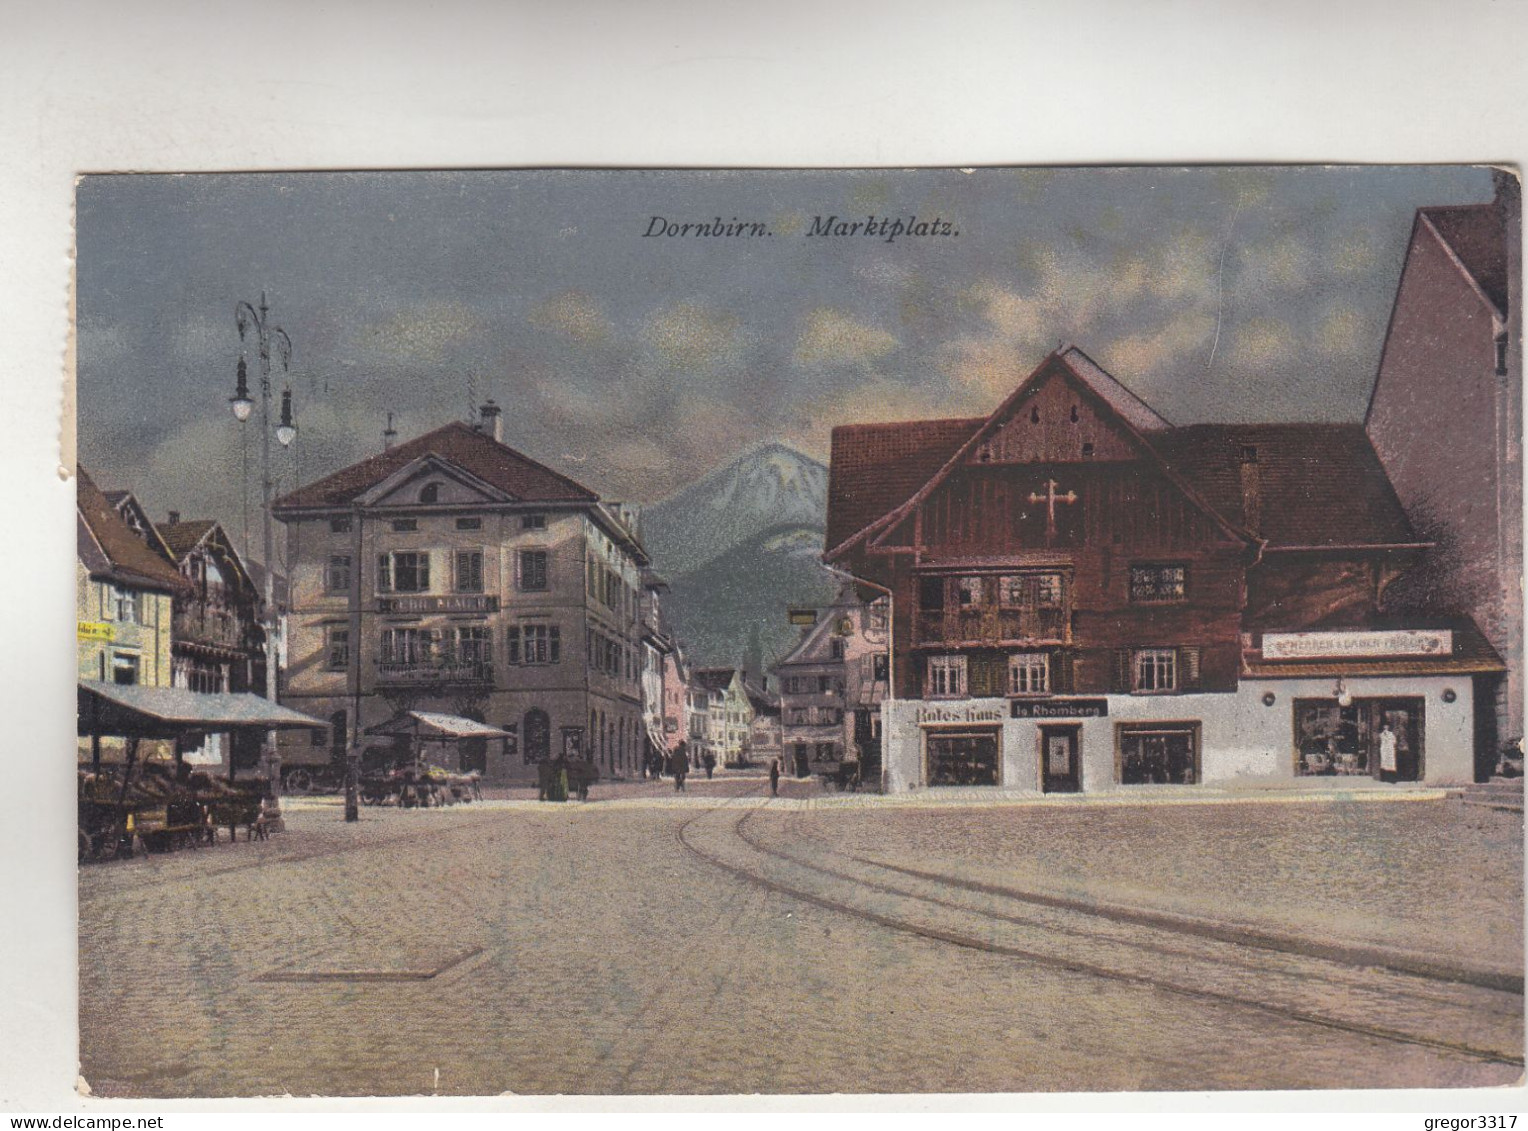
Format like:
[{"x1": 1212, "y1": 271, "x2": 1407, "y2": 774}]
[
  {"x1": 914, "y1": 605, "x2": 1068, "y2": 646},
  {"x1": 173, "y1": 605, "x2": 256, "y2": 652},
  {"x1": 375, "y1": 659, "x2": 495, "y2": 686}
]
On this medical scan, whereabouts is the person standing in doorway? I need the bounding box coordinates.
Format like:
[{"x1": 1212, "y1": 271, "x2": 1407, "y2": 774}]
[
  {"x1": 769, "y1": 758, "x2": 780, "y2": 797},
  {"x1": 1379, "y1": 724, "x2": 1399, "y2": 784}
]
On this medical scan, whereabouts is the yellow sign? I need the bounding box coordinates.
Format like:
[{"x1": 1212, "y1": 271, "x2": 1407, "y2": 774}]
[{"x1": 78, "y1": 621, "x2": 115, "y2": 642}]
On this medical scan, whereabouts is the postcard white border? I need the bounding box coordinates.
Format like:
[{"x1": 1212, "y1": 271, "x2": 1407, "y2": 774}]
[{"x1": 4, "y1": 0, "x2": 1526, "y2": 1120}]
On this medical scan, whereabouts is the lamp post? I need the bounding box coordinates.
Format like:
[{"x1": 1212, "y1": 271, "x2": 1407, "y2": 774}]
[{"x1": 231, "y1": 292, "x2": 296, "y2": 831}]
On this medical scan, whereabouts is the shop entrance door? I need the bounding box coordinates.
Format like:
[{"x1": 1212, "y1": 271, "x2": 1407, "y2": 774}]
[
  {"x1": 1374, "y1": 698, "x2": 1424, "y2": 782},
  {"x1": 1040, "y1": 725, "x2": 1081, "y2": 793}
]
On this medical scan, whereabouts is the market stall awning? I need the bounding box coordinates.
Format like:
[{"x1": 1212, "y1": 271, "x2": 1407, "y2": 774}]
[
  {"x1": 365, "y1": 711, "x2": 513, "y2": 740},
  {"x1": 78, "y1": 680, "x2": 327, "y2": 739}
]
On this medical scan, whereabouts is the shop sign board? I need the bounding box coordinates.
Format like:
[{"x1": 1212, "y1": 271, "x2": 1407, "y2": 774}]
[
  {"x1": 77, "y1": 621, "x2": 115, "y2": 642},
  {"x1": 915, "y1": 701, "x2": 1007, "y2": 725},
  {"x1": 1262, "y1": 629, "x2": 1452, "y2": 659},
  {"x1": 1011, "y1": 698, "x2": 1108, "y2": 718},
  {"x1": 377, "y1": 594, "x2": 500, "y2": 614}
]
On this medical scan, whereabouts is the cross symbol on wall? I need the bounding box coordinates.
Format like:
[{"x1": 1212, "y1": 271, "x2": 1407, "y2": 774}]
[{"x1": 1027, "y1": 478, "x2": 1078, "y2": 537}]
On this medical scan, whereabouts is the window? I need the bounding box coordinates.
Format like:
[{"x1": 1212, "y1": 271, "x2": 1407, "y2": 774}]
[
  {"x1": 868, "y1": 600, "x2": 889, "y2": 635},
  {"x1": 326, "y1": 555, "x2": 352, "y2": 593},
  {"x1": 1000, "y1": 573, "x2": 1064, "y2": 607},
  {"x1": 1238, "y1": 445, "x2": 1259, "y2": 465},
  {"x1": 454, "y1": 550, "x2": 484, "y2": 593},
  {"x1": 1130, "y1": 564, "x2": 1186, "y2": 603},
  {"x1": 454, "y1": 625, "x2": 492, "y2": 666},
  {"x1": 919, "y1": 575, "x2": 945, "y2": 612},
  {"x1": 1008, "y1": 652, "x2": 1049, "y2": 695},
  {"x1": 113, "y1": 587, "x2": 139, "y2": 625},
  {"x1": 1496, "y1": 332, "x2": 1509, "y2": 377},
  {"x1": 380, "y1": 627, "x2": 435, "y2": 665},
  {"x1": 829, "y1": 637, "x2": 845, "y2": 659},
  {"x1": 1134, "y1": 648, "x2": 1177, "y2": 693},
  {"x1": 522, "y1": 513, "x2": 547, "y2": 530},
  {"x1": 330, "y1": 516, "x2": 352, "y2": 533},
  {"x1": 391, "y1": 519, "x2": 418, "y2": 532},
  {"x1": 418, "y1": 483, "x2": 440, "y2": 504},
  {"x1": 507, "y1": 622, "x2": 560, "y2": 665},
  {"x1": 927, "y1": 654, "x2": 967, "y2": 698},
  {"x1": 956, "y1": 576, "x2": 983, "y2": 607},
  {"x1": 378, "y1": 551, "x2": 430, "y2": 593},
  {"x1": 519, "y1": 549, "x2": 548, "y2": 591},
  {"x1": 324, "y1": 625, "x2": 349, "y2": 671},
  {"x1": 456, "y1": 516, "x2": 482, "y2": 531},
  {"x1": 112, "y1": 652, "x2": 139, "y2": 685},
  {"x1": 818, "y1": 675, "x2": 843, "y2": 694}
]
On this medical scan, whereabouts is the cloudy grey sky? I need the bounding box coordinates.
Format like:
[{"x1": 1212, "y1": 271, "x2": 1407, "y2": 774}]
[{"x1": 76, "y1": 165, "x2": 1495, "y2": 542}]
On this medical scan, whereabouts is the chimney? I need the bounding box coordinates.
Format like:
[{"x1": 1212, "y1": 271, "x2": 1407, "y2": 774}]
[
  {"x1": 383, "y1": 411, "x2": 397, "y2": 451},
  {"x1": 480, "y1": 399, "x2": 503, "y2": 443},
  {"x1": 167, "y1": 510, "x2": 180, "y2": 526}
]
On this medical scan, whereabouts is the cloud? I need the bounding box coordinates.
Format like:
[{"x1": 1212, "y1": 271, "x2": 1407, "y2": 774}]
[
  {"x1": 1224, "y1": 317, "x2": 1298, "y2": 371},
  {"x1": 368, "y1": 302, "x2": 483, "y2": 364},
  {"x1": 1316, "y1": 303, "x2": 1370, "y2": 358},
  {"x1": 793, "y1": 308, "x2": 899, "y2": 367},
  {"x1": 642, "y1": 302, "x2": 741, "y2": 370},
  {"x1": 529, "y1": 290, "x2": 614, "y2": 346}
]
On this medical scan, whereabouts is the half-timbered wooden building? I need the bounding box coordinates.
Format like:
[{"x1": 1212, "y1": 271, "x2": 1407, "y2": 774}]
[{"x1": 826, "y1": 347, "x2": 1504, "y2": 792}]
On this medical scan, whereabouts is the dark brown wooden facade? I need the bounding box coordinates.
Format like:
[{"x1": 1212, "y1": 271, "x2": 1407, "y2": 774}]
[{"x1": 827, "y1": 347, "x2": 1433, "y2": 706}]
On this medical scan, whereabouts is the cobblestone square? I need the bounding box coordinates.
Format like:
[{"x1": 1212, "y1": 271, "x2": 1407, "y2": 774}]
[{"x1": 77, "y1": 785, "x2": 1523, "y2": 1097}]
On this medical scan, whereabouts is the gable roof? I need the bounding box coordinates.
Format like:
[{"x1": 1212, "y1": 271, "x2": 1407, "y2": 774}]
[
  {"x1": 1420, "y1": 202, "x2": 1508, "y2": 317},
  {"x1": 692, "y1": 667, "x2": 740, "y2": 693},
  {"x1": 77, "y1": 467, "x2": 190, "y2": 594},
  {"x1": 156, "y1": 519, "x2": 219, "y2": 560},
  {"x1": 1147, "y1": 424, "x2": 1420, "y2": 548},
  {"x1": 826, "y1": 347, "x2": 1248, "y2": 559},
  {"x1": 274, "y1": 421, "x2": 600, "y2": 511},
  {"x1": 827, "y1": 416, "x2": 983, "y2": 556}
]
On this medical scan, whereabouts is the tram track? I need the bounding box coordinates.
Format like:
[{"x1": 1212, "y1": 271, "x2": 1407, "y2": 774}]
[{"x1": 675, "y1": 790, "x2": 1524, "y2": 1070}]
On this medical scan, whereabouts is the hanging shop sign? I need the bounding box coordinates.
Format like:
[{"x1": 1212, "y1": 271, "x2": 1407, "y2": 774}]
[{"x1": 1261, "y1": 629, "x2": 1452, "y2": 659}]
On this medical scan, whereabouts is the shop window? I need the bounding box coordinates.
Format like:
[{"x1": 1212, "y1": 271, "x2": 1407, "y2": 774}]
[
  {"x1": 1294, "y1": 697, "x2": 1423, "y2": 780},
  {"x1": 1129, "y1": 564, "x2": 1187, "y2": 603},
  {"x1": 326, "y1": 554, "x2": 352, "y2": 593},
  {"x1": 454, "y1": 550, "x2": 484, "y2": 593},
  {"x1": 927, "y1": 731, "x2": 999, "y2": 786},
  {"x1": 927, "y1": 654, "x2": 967, "y2": 698},
  {"x1": 1118, "y1": 724, "x2": 1200, "y2": 784},
  {"x1": 1008, "y1": 652, "x2": 1050, "y2": 695}
]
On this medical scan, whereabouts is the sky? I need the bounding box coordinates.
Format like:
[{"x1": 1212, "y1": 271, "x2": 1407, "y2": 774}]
[{"x1": 76, "y1": 165, "x2": 1498, "y2": 549}]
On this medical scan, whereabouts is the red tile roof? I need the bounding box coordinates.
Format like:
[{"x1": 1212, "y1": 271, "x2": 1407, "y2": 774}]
[
  {"x1": 1148, "y1": 424, "x2": 1418, "y2": 548},
  {"x1": 826, "y1": 417, "x2": 982, "y2": 553},
  {"x1": 1422, "y1": 201, "x2": 1508, "y2": 315},
  {"x1": 77, "y1": 467, "x2": 190, "y2": 594},
  {"x1": 274, "y1": 421, "x2": 599, "y2": 510}
]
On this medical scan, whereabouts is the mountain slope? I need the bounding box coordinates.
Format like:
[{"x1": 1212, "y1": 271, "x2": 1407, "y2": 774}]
[
  {"x1": 643, "y1": 443, "x2": 828, "y2": 577},
  {"x1": 661, "y1": 524, "x2": 838, "y2": 669}
]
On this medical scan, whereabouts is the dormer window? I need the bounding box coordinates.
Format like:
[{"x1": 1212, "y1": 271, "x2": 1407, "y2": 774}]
[{"x1": 419, "y1": 483, "x2": 440, "y2": 504}]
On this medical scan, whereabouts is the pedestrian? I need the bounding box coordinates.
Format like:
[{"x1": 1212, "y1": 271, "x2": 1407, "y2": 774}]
[
  {"x1": 1378, "y1": 723, "x2": 1398, "y2": 784},
  {"x1": 769, "y1": 758, "x2": 779, "y2": 797},
  {"x1": 703, "y1": 751, "x2": 716, "y2": 780},
  {"x1": 537, "y1": 758, "x2": 554, "y2": 802},
  {"x1": 669, "y1": 742, "x2": 689, "y2": 792}
]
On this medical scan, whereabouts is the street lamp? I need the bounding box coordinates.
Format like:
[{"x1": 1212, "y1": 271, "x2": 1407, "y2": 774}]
[{"x1": 232, "y1": 292, "x2": 295, "y2": 831}]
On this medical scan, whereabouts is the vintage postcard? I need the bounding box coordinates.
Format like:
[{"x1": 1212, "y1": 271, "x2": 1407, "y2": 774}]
[{"x1": 72, "y1": 166, "x2": 1522, "y2": 1098}]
